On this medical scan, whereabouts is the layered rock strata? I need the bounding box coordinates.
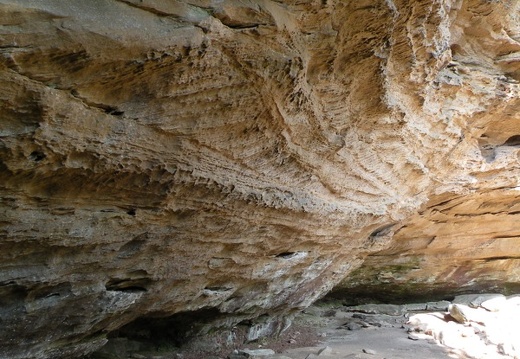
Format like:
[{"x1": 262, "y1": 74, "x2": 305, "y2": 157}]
[
  {"x1": 333, "y1": 189, "x2": 520, "y2": 302},
  {"x1": 1, "y1": 0, "x2": 519, "y2": 358}
]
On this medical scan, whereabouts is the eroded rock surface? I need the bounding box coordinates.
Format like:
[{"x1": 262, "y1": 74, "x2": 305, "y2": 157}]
[
  {"x1": 333, "y1": 0, "x2": 520, "y2": 302},
  {"x1": 1, "y1": 0, "x2": 520, "y2": 358}
]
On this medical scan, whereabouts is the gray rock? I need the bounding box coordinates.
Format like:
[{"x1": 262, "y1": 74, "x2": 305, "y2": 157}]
[
  {"x1": 403, "y1": 303, "x2": 427, "y2": 312},
  {"x1": 346, "y1": 304, "x2": 404, "y2": 316},
  {"x1": 408, "y1": 333, "x2": 420, "y2": 340},
  {"x1": 352, "y1": 313, "x2": 367, "y2": 320},
  {"x1": 247, "y1": 317, "x2": 291, "y2": 342},
  {"x1": 367, "y1": 320, "x2": 382, "y2": 327},
  {"x1": 334, "y1": 311, "x2": 351, "y2": 319},
  {"x1": 453, "y1": 294, "x2": 504, "y2": 308},
  {"x1": 426, "y1": 301, "x2": 451, "y2": 311},
  {"x1": 346, "y1": 322, "x2": 362, "y2": 331},
  {"x1": 362, "y1": 348, "x2": 377, "y2": 355},
  {"x1": 239, "y1": 348, "x2": 276, "y2": 357}
]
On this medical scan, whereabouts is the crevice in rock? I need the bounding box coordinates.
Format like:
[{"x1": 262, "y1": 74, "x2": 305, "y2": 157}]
[
  {"x1": 28, "y1": 282, "x2": 71, "y2": 301},
  {"x1": 69, "y1": 90, "x2": 124, "y2": 117},
  {"x1": 492, "y1": 233, "x2": 520, "y2": 239},
  {"x1": 502, "y1": 135, "x2": 520, "y2": 147},
  {"x1": 274, "y1": 251, "x2": 308, "y2": 261},
  {"x1": 104, "y1": 107, "x2": 124, "y2": 117},
  {"x1": 481, "y1": 255, "x2": 520, "y2": 262},
  {"x1": 276, "y1": 252, "x2": 296, "y2": 259},
  {"x1": 105, "y1": 278, "x2": 151, "y2": 293},
  {"x1": 0, "y1": 280, "x2": 17, "y2": 287},
  {"x1": 28, "y1": 150, "x2": 46, "y2": 162},
  {"x1": 369, "y1": 223, "x2": 396, "y2": 238}
]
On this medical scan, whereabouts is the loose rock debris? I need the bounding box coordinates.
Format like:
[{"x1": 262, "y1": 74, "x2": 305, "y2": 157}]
[
  {"x1": 407, "y1": 294, "x2": 520, "y2": 359},
  {"x1": 91, "y1": 295, "x2": 519, "y2": 359}
]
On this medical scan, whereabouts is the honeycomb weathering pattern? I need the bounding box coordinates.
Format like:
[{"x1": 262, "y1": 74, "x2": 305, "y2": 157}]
[{"x1": 0, "y1": 0, "x2": 519, "y2": 357}]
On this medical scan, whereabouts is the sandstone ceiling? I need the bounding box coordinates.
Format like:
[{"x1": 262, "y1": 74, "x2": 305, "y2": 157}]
[{"x1": 1, "y1": 0, "x2": 519, "y2": 358}]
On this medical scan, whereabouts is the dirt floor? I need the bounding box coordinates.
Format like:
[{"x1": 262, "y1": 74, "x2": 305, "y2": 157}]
[
  {"x1": 90, "y1": 299, "x2": 463, "y2": 359},
  {"x1": 260, "y1": 300, "x2": 457, "y2": 359}
]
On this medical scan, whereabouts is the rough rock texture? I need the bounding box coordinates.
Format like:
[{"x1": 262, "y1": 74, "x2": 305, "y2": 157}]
[
  {"x1": 332, "y1": 189, "x2": 520, "y2": 302},
  {"x1": 1, "y1": 0, "x2": 519, "y2": 358}
]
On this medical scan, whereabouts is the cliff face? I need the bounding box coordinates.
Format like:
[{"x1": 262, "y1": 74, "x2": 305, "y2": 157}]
[{"x1": 1, "y1": 0, "x2": 519, "y2": 357}]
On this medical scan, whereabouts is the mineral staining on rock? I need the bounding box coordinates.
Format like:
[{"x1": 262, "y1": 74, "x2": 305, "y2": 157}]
[{"x1": 1, "y1": 0, "x2": 520, "y2": 358}]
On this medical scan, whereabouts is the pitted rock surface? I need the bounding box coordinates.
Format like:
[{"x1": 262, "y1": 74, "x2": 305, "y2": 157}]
[{"x1": 1, "y1": 0, "x2": 520, "y2": 358}]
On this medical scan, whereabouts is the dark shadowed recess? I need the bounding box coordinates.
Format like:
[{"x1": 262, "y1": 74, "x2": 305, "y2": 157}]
[
  {"x1": 87, "y1": 308, "x2": 257, "y2": 359},
  {"x1": 325, "y1": 281, "x2": 520, "y2": 305},
  {"x1": 106, "y1": 308, "x2": 223, "y2": 347}
]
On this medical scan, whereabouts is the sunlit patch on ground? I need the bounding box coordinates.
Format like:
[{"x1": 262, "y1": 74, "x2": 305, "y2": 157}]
[{"x1": 408, "y1": 294, "x2": 520, "y2": 359}]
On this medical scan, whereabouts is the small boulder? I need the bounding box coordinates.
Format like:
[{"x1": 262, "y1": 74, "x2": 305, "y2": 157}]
[
  {"x1": 408, "y1": 333, "x2": 420, "y2": 340},
  {"x1": 346, "y1": 322, "x2": 362, "y2": 331},
  {"x1": 448, "y1": 304, "x2": 469, "y2": 324}
]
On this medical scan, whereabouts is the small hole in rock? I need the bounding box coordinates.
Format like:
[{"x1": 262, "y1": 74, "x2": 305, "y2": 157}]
[
  {"x1": 104, "y1": 107, "x2": 124, "y2": 116},
  {"x1": 127, "y1": 209, "x2": 136, "y2": 216},
  {"x1": 29, "y1": 151, "x2": 46, "y2": 162},
  {"x1": 112, "y1": 286, "x2": 147, "y2": 292},
  {"x1": 276, "y1": 252, "x2": 296, "y2": 259},
  {"x1": 369, "y1": 223, "x2": 396, "y2": 238},
  {"x1": 106, "y1": 278, "x2": 150, "y2": 292},
  {"x1": 503, "y1": 135, "x2": 520, "y2": 147}
]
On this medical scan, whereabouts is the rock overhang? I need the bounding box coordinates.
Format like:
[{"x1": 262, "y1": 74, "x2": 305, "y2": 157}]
[{"x1": 1, "y1": 0, "x2": 520, "y2": 357}]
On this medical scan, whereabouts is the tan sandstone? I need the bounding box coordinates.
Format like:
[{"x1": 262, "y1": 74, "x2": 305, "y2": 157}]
[{"x1": 1, "y1": 0, "x2": 519, "y2": 358}]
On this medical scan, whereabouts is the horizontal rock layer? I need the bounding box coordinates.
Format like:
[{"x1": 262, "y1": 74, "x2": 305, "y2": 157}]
[
  {"x1": 0, "y1": 0, "x2": 519, "y2": 357},
  {"x1": 332, "y1": 189, "x2": 520, "y2": 303}
]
